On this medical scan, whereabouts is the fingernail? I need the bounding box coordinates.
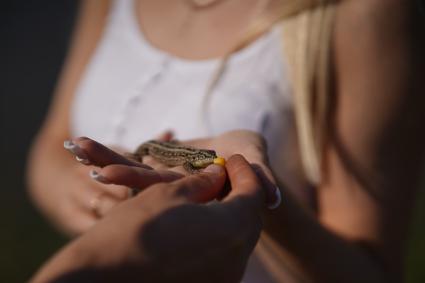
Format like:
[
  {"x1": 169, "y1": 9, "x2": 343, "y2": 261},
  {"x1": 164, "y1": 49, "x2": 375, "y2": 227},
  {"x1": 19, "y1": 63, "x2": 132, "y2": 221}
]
[
  {"x1": 64, "y1": 140, "x2": 89, "y2": 161},
  {"x1": 63, "y1": 140, "x2": 74, "y2": 149},
  {"x1": 267, "y1": 187, "x2": 282, "y2": 210},
  {"x1": 89, "y1": 170, "x2": 111, "y2": 184},
  {"x1": 204, "y1": 164, "x2": 224, "y2": 174},
  {"x1": 76, "y1": 156, "x2": 91, "y2": 165}
]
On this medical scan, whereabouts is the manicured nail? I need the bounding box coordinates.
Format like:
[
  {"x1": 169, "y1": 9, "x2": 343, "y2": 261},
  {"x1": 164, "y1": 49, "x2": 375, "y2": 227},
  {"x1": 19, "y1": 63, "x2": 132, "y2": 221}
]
[
  {"x1": 89, "y1": 170, "x2": 111, "y2": 184},
  {"x1": 76, "y1": 156, "x2": 91, "y2": 165},
  {"x1": 267, "y1": 187, "x2": 282, "y2": 210},
  {"x1": 64, "y1": 140, "x2": 89, "y2": 161},
  {"x1": 204, "y1": 164, "x2": 224, "y2": 174}
]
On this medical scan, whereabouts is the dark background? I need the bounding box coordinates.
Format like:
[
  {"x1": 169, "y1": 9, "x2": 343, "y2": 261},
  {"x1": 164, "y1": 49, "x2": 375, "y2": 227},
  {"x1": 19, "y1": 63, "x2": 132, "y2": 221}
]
[
  {"x1": 1, "y1": 1, "x2": 424, "y2": 282},
  {"x1": 1, "y1": 1, "x2": 76, "y2": 282}
]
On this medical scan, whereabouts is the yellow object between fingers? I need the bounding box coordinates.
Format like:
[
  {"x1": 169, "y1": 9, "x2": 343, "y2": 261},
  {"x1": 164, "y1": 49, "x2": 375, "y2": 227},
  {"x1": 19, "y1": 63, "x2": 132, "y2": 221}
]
[{"x1": 213, "y1": 157, "x2": 226, "y2": 166}]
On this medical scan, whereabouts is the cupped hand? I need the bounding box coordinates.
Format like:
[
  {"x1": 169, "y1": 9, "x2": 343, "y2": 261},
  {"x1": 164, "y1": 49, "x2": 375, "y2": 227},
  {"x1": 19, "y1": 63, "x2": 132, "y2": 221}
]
[
  {"x1": 59, "y1": 163, "x2": 130, "y2": 234},
  {"x1": 60, "y1": 135, "x2": 185, "y2": 234}
]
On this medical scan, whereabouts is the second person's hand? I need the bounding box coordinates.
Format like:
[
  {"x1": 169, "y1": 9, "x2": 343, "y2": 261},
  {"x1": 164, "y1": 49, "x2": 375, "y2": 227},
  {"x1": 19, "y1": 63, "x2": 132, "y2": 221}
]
[{"x1": 32, "y1": 155, "x2": 266, "y2": 283}]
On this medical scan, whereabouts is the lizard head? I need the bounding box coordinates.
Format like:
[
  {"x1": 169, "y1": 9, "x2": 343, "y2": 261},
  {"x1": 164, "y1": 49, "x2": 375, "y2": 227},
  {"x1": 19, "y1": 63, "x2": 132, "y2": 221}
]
[{"x1": 190, "y1": 149, "x2": 217, "y2": 168}]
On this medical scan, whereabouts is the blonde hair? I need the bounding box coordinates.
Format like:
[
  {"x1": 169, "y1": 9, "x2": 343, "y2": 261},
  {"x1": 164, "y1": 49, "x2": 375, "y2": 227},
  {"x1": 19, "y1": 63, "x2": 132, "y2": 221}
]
[{"x1": 204, "y1": 0, "x2": 336, "y2": 184}]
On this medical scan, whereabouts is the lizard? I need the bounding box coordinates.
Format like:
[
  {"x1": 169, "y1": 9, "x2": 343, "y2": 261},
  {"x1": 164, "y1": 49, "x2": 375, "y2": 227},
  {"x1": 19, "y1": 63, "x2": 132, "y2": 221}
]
[{"x1": 126, "y1": 140, "x2": 226, "y2": 173}]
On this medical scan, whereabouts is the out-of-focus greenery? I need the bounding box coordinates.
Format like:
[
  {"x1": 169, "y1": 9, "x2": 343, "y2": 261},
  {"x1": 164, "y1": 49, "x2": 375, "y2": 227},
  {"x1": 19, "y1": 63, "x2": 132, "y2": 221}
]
[
  {"x1": 0, "y1": 193, "x2": 66, "y2": 282},
  {"x1": 1, "y1": 1, "x2": 76, "y2": 282},
  {"x1": 406, "y1": 178, "x2": 425, "y2": 283}
]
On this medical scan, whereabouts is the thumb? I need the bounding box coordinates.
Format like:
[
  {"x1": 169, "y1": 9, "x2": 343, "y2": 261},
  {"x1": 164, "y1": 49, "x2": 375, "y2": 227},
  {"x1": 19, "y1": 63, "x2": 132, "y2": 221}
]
[
  {"x1": 223, "y1": 155, "x2": 266, "y2": 211},
  {"x1": 156, "y1": 130, "x2": 174, "y2": 142},
  {"x1": 171, "y1": 164, "x2": 226, "y2": 203}
]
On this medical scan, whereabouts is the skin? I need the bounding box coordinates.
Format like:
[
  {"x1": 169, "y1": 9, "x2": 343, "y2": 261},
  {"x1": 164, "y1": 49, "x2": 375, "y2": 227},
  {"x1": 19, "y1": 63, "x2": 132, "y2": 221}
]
[
  {"x1": 27, "y1": 0, "x2": 425, "y2": 282},
  {"x1": 31, "y1": 155, "x2": 265, "y2": 283},
  {"x1": 262, "y1": 1, "x2": 425, "y2": 282},
  {"x1": 67, "y1": 131, "x2": 279, "y2": 206}
]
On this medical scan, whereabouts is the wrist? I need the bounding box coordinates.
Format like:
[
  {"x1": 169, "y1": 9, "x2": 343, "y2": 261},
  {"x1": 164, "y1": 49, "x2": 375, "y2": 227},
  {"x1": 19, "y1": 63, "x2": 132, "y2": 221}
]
[{"x1": 31, "y1": 237, "x2": 96, "y2": 283}]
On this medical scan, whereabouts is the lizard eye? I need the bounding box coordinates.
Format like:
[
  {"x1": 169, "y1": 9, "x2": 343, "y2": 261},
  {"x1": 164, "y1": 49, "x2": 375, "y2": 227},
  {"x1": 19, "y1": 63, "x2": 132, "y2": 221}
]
[{"x1": 207, "y1": 150, "x2": 216, "y2": 156}]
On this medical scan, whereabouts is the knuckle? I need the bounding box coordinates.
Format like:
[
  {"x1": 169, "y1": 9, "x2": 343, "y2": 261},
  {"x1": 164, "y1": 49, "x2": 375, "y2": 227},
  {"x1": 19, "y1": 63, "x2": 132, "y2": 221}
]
[
  {"x1": 149, "y1": 183, "x2": 170, "y2": 194},
  {"x1": 151, "y1": 183, "x2": 183, "y2": 201},
  {"x1": 106, "y1": 185, "x2": 129, "y2": 200},
  {"x1": 98, "y1": 167, "x2": 118, "y2": 181},
  {"x1": 194, "y1": 174, "x2": 214, "y2": 186},
  {"x1": 171, "y1": 184, "x2": 193, "y2": 199}
]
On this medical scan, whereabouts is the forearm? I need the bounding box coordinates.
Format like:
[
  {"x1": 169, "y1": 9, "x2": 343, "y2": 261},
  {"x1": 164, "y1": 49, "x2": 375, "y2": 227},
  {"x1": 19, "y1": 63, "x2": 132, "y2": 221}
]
[
  {"x1": 28, "y1": 135, "x2": 67, "y2": 202},
  {"x1": 262, "y1": 1, "x2": 424, "y2": 282},
  {"x1": 263, "y1": 191, "x2": 387, "y2": 283},
  {"x1": 31, "y1": 237, "x2": 136, "y2": 283},
  {"x1": 27, "y1": 133, "x2": 83, "y2": 234},
  {"x1": 31, "y1": 238, "x2": 94, "y2": 283},
  {"x1": 27, "y1": 0, "x2": 111, "y2": 227}
]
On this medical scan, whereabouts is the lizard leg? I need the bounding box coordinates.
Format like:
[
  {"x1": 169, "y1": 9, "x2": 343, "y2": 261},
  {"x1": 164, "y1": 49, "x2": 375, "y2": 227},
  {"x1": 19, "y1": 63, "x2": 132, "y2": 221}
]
[
  {"x1": 183, "y1": 162, "x2": 199, "y2": 174},
  {"x1": 126, "y1": 144, "x2": 150, "y2": 163}
]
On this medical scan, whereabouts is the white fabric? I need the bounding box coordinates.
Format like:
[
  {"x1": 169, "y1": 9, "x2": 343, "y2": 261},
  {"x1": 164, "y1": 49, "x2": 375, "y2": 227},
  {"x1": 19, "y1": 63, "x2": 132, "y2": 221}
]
[{"x1": 71, "y1": 0, "x2": 293, "y2": 281}]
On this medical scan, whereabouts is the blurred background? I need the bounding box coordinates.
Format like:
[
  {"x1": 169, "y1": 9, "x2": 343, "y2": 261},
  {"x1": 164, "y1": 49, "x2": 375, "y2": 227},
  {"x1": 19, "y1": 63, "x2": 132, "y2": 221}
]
[{"x1": 0, "y1": 1, "x2": 424, "y2": 282}]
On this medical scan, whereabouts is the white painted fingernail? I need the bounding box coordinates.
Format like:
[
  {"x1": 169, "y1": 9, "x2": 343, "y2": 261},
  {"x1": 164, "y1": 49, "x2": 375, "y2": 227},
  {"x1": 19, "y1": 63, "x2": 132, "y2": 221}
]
[
  {"x1": 89, "y1": 170, "x2": 110, "y2": 184},
  {"x1": 76, "y1": 156, "x2": 91, "y2": 165},
  {"x1": 64, "y1": 140, "x2": 89, "y2": 161},
  {"x1": 63, "y1": 140, "x2": 73, "y2": 148},
  {"x1": 267, "y1": 187, "x2": 282, "y2": 210}
]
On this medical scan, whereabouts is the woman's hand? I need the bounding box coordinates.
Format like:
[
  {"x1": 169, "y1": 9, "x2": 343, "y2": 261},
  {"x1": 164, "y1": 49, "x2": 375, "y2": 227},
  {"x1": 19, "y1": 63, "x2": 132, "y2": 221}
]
[
  {"x1": 32, "y1": 155, "x2": 266, "y2": 283},
  {"x1": 71, "y1": 130, "x2": 281, "y2": 209},
  {"x1": 56, "y1": 130, "x2": 280, "y2": 236},
  {"x1": 28, "y1": 142, "x2": 133, "y2": 236},
  {"x1": 53, "y1": 163, "x2": 131, "y2": 234},
  {"x1": 45, "y1": 136, "x2": 176, "y2": 235}
]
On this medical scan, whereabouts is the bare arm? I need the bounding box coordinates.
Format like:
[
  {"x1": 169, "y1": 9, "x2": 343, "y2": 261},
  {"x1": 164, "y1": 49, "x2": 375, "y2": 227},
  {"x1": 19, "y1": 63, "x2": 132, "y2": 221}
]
[
  {"x1": 26, "y1": 0, "x2": 124, "y2": 235},
  {"x1": 263, "y1": 0, "x2": 425, "y2": 282}
]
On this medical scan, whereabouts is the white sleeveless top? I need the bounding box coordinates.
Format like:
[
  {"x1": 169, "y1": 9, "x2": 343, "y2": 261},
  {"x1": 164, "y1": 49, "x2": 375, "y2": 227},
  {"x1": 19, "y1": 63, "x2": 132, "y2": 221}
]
[{"x1": 71, "y1": 0, "x2": 293, "y2": 281}]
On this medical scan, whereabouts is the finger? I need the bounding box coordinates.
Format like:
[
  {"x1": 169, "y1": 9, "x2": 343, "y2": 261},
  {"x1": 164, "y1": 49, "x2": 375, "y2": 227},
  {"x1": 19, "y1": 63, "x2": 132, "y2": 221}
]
[
  {"x1": 242, "y1": 142, "x2": 281, "y2": 209},
  {"x1": 59, "y1": 206, "x2": 98, "y2": 236},
  {"x1": 90, "y1": 165, "x2": 184, "y2": 189},
  {"x1": 223, "y1": 155, "x2": 265, "y2": 211},
  {"x1": 156, "y1": 130, "x2": 174, "y2": 142},
  {"x1": 72, "y1": 183, "x2": 123, "y2": 218},
  {"x1": 65, "y1": 137, "x2": 151, "y2": 169},
  {"x1": 74, "y1": 163, "x2": 131, "y2": 200},
  {"x1": 140, "y1": 156, "x2": 190, "y2": 176},
  {"x1": 88, "y1": 192, "x2": 121, "y2": 218},
  {"x1": 97, "y1": 183, "x2": 131, "y2": 200},
  {"x1": 169, "y1": 164, "x2": 226, "y2": 203},
  {"x1": 251, "y1": 164, "x2": 282, "y2": 210}
]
